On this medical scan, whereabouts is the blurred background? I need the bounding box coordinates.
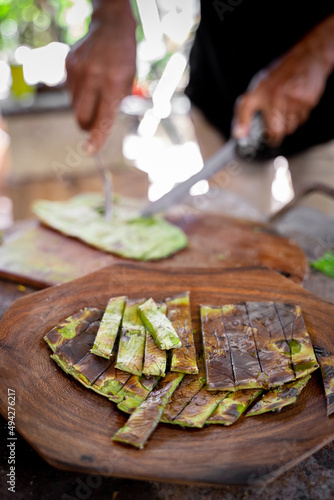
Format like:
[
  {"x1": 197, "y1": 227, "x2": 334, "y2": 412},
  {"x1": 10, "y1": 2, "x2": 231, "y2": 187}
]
[
  {"x1": 0, "y1": 0, "x2": 207, "y2": 228},
  {"x1": 0, "y1": 0, "x2": 294, "y2": 229}
]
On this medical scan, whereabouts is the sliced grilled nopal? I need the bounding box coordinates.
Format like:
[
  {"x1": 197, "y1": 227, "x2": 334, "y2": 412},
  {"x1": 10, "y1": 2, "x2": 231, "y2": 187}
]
[
  {"x1": 200, "y1": 305, "x2": 235, "y2": 391},
  {"x1": 314, "y1": 345, "x2": 334, "y2": 417},
  {"x1": 115, "y1": 298, "x2": 146, "y2": 376},
  {"x1": 222, "y1": 303, "x2": 263, "y2": 390},
  {"x1": 50, "y1": 320, "x2": 101, "y2": 373},
  {"x1": 207, "y1": 389, "x2": 263, "y2": 425},
  {"x1": 142, "y1": 302, "x2": 167, "y2": 377},
  {"x1": 246, "y1": 302, "x2": 295, "y2": 388},
  {"x1": 91, "y1": 361, "x2": 131, "y2": 398},
  {"x1": 91, "y1": 296, "x2": 127, "y2": 359},
  {"x1": 246, "y1": 375, "x2": 311, "y2": 416},
  {"x1": 161, "y1": 374, "x2": 205, "y2": 423},
  {"x1": 276, "y1": 303, "x2": 319, "y2": 378},
  {"x1": 139, "y1": 298, "x2": 181, "y2": 350},
  {"x1": 142, "y1": 330, "x2": 167, "y2": 377},
  {"x1": 115, "y1": 375, "x2": 159, "y2": 413},
  {"x1": 71, "y1": 352, "x2": 113, "y2": 386},
  {"x1": 112, "y1": 372, "x2": 184, "y2": 449},
  {"x1": 166, "y1": 292, "x2": 198, "y2": 375},
  {"x1": 44, "y1": 307, "x2": 103, "y2": 352},
  {"x1": 172, "y1": 387, "x2": 228, "y2": 428}
]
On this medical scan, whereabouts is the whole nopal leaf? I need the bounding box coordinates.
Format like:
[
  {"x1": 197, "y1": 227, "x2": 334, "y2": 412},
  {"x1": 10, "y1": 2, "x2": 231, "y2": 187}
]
[{"x1": 32, "y1": 196, "x2": 188, "y2": 261}]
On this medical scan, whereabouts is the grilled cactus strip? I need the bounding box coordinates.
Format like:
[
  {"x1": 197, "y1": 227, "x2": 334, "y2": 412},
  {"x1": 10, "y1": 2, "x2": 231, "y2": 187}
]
[
  {"x1": 44, "y1": 307, "x2": 103, "y2": 352},
  {"x1": 222, "y1": 304, "x2": 263, "y2": 390},
  {"x1": 91, "y1": 361, "x2": 131, "y2": 398},
  {"x1": 246, "y1": 375, "x2": 311, "y2": 416},
  {"x1": 71, "y1": 352, "x2": 113, "y2": 386},
  {"x1": 166, "y1": 292, "x2": 198, "y2": 374},
  {"x1": 161, "y1": 355, "x2": 206, "y2": 423},
  {"x1": 314, "y1": 345, "x2": 334, "y2": 416},
  {"x1": 200, "y1": 305, "x2": 235, "y2": 391},
  {"x1": 143, "y1": 331, "x2": 167, "y2": 377},
  {"x1": 115, "y1": 298, "x2": 146, "y2": 376},
  {"x1": 207, "y1": 389, "x2": 263, "y2": 425},
  {"x1": 112, "y1": 372, "x2": 184, "y2": 449},
  {"x1": 138, "y1": 298, "x2": 181, "y2": 349},
  {"x1": 275, "y1": 303, "x2": 319, "y2": 378},
  {"x1": 173, "y1": 387, "x2": 228, "y2": 428},
  {"x1": 115, "y1": 375, "x2": 159, "y2": 413},
  {"x1": 51, "y1": 320, "x2": 101, "y2": 373},
  {"x1": 161, "y1": 372, "x2": 206, "y2": 423},
  {"x1": 246, "y1": 302, "x2": 295, "y2": 388},
  {"x1": 142, "y1": 302, "x2": 167, "y2": 377},
  {"x1": 91, "y1": 296, "x2": 127, "y2": 359}
]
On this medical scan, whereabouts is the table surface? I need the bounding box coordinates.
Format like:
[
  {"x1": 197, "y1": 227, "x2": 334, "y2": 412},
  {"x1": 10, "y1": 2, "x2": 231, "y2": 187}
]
[{"x1": 0, "y1": 206, "x2": 334, "y2": 500}]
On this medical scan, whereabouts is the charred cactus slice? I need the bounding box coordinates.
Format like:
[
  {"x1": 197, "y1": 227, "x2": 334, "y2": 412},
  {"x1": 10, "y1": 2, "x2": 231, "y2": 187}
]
[
  {"x1": 207, "y1": 389, "x2": 263, "y2": 425},
  {"x1": 142, "y1": 330, "x2": 167, "y2": 377},
  {"x1": 139, "y1": 298, "x2": 181, "y2": 350},
  {"x1": 44, "y1": 307, "x2": 103, "y2": 352},
  {"x1": 112, "y1": 372, "x2": 184, "y2": 449},
  {"x1": 172, "y1": 387, "x2": 228, "y2": 428},
  {"x1": 246, "y1": 302, "x2": 295, "y2": 388},
  {"x1": 314, "y1": 345, "x2": 334, "y2": 416},
  {"x1": 71, "y1": 352, "x2": 113, "y2": 386},
  {"x1": 222, "y1": 304, "x2": 263, "y2": 390},
  {"x1": 115, "y1": 375, "x2": 159, "y2": 413},
  {"x1": 161, "y1": 374, "x2": 205, "y2": 423},
  {"x1": 50, "y1": 320, "x2": 101, "y2": 373},
  {"x1": 276, "y1": 303, "x2": 319, "y2": 378},
  {"x1": 166, "y1": 292, "x2": 198, "y2": 375},
  {"x1": 142, "y1": 302, "x2": 167, "y2": 377},
  {"x1": 246, "y1": 375, "x2": 311, "y2": 416},
  {"x1": 200, "y1": 305, "x2": 235, "y2": 391},
  {"x1": 91, "y1": 296, "x2": 127, "y2": 359},
  {"x1": 91, "y1": 361, "x2": 131, "y2": 398},
  {"x1": 115, "y1": 298, "x2": 146, "y2": 376}
]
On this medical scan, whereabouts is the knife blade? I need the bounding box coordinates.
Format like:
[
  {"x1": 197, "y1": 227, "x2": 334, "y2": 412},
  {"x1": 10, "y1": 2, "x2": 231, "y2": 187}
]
[
  {"x1": 94, "y1": 153, "x2": 113, "y2": 221},
  {"x1": 140, "y1": 113, "x2": 265, "y2": 217}
]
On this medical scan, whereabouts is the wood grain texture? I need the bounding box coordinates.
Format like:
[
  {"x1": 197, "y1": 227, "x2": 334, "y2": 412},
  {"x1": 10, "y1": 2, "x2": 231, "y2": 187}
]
[
  {"x1": 0, "y1": 264, "x2": 332, "y2": 487},
  {"x1": 0, "y1": 213, "x2": 307, "y2": 288}
]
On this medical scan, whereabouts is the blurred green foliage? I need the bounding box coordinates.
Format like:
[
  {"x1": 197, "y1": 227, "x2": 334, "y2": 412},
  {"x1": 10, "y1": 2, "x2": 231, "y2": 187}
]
[{"x1": 0, "y1": 0, "x2": 92, "y2": 52}]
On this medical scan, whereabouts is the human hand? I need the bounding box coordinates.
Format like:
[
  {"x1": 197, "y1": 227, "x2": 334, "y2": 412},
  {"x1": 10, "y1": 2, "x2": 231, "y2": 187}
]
[
  {"x1": 232, "y1": 15, "x2": 334, "y2": 147},
  {"x1": 65, "y1": 0, "x2": 136, "y2": 154}
]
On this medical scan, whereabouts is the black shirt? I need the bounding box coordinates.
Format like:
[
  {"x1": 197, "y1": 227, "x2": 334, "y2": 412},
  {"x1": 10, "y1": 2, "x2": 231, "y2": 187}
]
[{"x1": 185, "y1": 1, "x2": 334, "y2": 157}]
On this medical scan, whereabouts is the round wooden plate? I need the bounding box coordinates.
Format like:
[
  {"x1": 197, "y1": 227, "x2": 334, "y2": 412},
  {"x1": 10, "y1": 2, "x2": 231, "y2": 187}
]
[{"x1": 0, "y1": 264, "x2": 332, "y2": 487}]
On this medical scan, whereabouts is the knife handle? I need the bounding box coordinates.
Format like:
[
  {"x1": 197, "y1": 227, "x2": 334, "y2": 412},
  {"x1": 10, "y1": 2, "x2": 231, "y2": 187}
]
[{"x1": 236, "y1": 112, "x2": 265, "y2": 160}]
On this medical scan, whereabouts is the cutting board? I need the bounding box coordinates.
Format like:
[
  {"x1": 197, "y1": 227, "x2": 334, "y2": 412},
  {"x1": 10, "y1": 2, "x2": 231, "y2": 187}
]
[
  {"x1": 0, "y1": 264, "x2": 333, "y2": 486},
  {"x1": 0, "y1": 213, "x2": 307, "y2": 288}
]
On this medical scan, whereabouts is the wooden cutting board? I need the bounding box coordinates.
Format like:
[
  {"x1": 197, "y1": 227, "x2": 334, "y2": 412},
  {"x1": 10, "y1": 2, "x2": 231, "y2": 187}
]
[
  {"x1": 0, "y1": 264, "x2": 333, "y2": 486},
  {"x1": 0, "y1": 213, "x2": 307, "y2": 288}
]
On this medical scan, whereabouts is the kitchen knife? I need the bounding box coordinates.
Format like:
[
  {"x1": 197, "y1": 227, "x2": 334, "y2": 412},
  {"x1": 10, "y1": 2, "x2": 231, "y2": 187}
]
[
  {"x1": 94, "y1": 152, "x2": 113, "y2": 220},
  {"x1": 140, "y1": 113, "x2": 265, "y2": 217}
]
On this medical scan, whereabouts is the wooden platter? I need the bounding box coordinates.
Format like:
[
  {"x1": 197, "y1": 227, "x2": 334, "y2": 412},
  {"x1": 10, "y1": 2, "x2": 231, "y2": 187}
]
[
  {"x1": 0, "y1": 213, "x2": 307, "y2": 288},
  {"x1": 0, "y1": 264, "x2": 333, "y2": 486}
]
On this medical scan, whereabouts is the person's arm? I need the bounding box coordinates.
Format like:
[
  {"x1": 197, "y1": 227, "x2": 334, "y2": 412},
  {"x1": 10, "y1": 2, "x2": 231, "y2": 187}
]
[
  {"x1": 232, "y1": 14, "x2": 334, "y2": 147},
  {"x1": 65, "y1": 0, "x2": 137, "y2": 153}
]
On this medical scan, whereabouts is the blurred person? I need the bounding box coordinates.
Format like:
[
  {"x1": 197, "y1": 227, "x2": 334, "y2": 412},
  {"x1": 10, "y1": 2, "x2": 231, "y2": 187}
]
[{"x1": 65, "y1": 0, "x2": 334, "y2": 214}]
